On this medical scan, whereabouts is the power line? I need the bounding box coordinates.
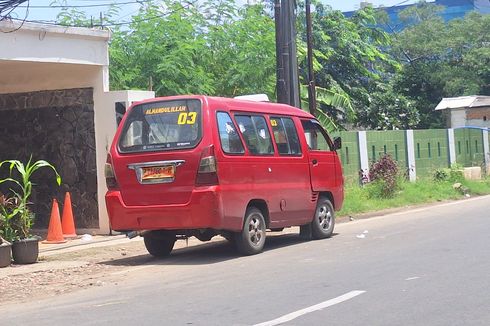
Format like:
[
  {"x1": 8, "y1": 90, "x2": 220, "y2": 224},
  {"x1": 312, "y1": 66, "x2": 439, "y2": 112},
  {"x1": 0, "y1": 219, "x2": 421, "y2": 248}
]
[
  {"x1": 17, "y1": 0, "x2": 152, "y2": 9},
  {"x1": 7, "y1": 0, "x2": 198, "y2": 28},
  {"x1": 0, "y1": 0, "x2": 29, "y2": 33},
  {"x1": 0, "y1": 0, "x2": 27, "y2": 15}
]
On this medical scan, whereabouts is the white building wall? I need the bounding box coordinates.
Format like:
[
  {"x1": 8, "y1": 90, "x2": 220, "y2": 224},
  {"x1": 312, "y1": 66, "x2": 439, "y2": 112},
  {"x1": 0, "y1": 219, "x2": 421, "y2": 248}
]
[
  {"x1": 95, "y1": 90, "x2": 155, "y2": 233},
  {"x1": 450, "y1": 109, "x2": 467, "y2": 128},
  {"x1": 0, "y1": 21, "x2": 109, "y2": 66}
]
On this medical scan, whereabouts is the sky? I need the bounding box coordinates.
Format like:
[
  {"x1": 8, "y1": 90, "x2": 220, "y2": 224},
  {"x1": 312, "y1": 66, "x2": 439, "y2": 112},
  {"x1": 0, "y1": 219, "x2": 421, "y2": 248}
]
[{"x1": 7, "y1": 0, "x2": 422, "y2": 24}]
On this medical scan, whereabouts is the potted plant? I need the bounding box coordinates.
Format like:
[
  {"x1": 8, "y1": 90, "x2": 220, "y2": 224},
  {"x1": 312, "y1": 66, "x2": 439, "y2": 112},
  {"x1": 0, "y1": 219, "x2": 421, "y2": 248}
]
[
  {"x1": 0, "y1": 158, "x2": 61, "y2": 264},
  {"x1": 0, "y1": 192, "x2": 21, "y2": 267},
  {"x1": 0, "y1": 235, "x2": 11, "y2": 268}
]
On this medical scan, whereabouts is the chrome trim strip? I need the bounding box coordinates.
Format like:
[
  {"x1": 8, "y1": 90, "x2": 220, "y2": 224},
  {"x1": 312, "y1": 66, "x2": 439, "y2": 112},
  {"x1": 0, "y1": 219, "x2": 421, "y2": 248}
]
[{"x1": 127, "y1": 160, "x2": 185, "y2": 170}]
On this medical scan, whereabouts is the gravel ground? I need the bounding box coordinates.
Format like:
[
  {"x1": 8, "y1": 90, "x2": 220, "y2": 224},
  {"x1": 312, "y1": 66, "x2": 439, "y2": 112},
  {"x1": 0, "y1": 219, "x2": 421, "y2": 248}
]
[{"x1": 0, "y1": 240, "x2": 149, "y2": 304}]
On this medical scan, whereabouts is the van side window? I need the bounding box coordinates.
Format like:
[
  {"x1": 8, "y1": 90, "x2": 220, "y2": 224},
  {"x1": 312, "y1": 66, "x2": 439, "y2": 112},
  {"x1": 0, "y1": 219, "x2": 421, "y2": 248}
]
[
  {"x1": 301, "y1": 120, "x2": 332, "y2": 151},
  {"x1": 217, "y1": 112, "x2": 245, "y2": 154},
  {"x1": 235, "y1": 115, "x2": 274, "y2": 155},
  {"x1": 270, "y1": 117, "x2": 301, "y2": 155}
]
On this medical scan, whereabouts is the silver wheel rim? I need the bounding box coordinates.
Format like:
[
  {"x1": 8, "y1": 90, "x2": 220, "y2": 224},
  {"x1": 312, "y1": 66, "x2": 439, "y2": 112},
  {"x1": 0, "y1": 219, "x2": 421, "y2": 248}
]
[
  {"x1": 248, "y1": 215, "x2": 264, "y2": 246},
  {"x1": 317, "y1": 205, "x2": 332, "y2": 231}
]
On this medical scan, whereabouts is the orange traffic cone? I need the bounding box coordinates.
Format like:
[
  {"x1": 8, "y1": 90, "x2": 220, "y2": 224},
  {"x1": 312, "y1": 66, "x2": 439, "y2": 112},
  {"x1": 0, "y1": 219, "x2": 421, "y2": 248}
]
[
  {"x1": 61, "y1": 192, "x2": 77, "y2": 238},
  {"x1": 42, "y1": 199, "x2": 67, "y2": 244}
]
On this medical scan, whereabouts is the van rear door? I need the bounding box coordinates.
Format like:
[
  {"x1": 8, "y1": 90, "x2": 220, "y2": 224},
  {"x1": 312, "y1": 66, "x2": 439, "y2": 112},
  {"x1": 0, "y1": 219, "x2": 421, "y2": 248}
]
[
  {"x1": 113, "y1": 99, "x2": 204, "y2": 206},
  {"x1": 300, "y1": 119, "x2": 337, "y2": 191}
]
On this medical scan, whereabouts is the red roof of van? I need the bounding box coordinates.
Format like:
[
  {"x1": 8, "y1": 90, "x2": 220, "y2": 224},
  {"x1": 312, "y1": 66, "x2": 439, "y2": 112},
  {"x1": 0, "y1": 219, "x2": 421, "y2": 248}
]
[{"x1": 130, "y1": 95, "x2": 315, "y2": 119}]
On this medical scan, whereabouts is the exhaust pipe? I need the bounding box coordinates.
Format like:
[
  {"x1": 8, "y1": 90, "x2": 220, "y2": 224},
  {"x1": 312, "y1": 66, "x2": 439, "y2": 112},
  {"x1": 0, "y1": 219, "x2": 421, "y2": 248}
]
[{"x1": 126, "y1": 230, "x2": 150, "y2": 239}]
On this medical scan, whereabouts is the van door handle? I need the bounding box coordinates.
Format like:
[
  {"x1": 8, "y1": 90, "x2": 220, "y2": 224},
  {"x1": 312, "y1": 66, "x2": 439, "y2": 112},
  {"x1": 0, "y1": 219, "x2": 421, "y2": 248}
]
[{"x1": 312, "y1": 159, "x2": 318, "y2": 165}]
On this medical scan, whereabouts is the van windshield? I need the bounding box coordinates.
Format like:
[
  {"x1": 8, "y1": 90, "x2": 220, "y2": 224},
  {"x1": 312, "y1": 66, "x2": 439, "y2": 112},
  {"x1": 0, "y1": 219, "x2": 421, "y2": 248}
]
[{"x1": 118, "y1": 99, "x2": 202, "y2": 153}]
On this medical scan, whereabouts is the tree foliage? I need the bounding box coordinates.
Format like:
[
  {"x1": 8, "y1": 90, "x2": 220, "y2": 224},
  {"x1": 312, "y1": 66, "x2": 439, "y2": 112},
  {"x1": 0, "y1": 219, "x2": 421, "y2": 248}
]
[
  {"x1": 391, "y1": 1, "x2": 490, "y2": 128},
  {"x1": 297, "y1": 2, "x2": 403, "y2": 130},
  {"x1": 53, "y1": 0, "x2": 490, "y2": 131},
  {"x1": 109, "y1": 0, "x2": 276, "y2": 98}
]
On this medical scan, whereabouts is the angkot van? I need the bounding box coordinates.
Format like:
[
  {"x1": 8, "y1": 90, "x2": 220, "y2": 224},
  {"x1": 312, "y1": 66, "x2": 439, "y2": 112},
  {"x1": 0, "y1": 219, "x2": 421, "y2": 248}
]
[{"x1": 105, "y1": 95, "x2": 344, "y2": 256}]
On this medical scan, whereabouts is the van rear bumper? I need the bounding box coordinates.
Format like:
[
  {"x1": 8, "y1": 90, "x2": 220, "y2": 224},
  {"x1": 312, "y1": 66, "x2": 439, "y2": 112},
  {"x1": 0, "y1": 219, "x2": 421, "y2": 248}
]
[{"x1": 105, "y1": 187, "x2": 234, "y2": 231}]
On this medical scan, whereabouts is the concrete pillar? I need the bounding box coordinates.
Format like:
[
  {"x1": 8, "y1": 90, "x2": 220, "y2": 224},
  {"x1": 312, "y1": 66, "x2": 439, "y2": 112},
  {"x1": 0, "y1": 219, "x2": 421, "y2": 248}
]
[
  {"x1": 483, "y1": 130, "x2": 489, "y2": 172},
  {"x1": 447, "y1": 128, "x2": 456, "y2": 166},
  {"x1": 358, "y1": 131, "x2": 369, "y2": 177},
  {"x1": 94, "y1": 89, "x2": 155, "y2": 234},
  {"x1": 406, "y1": 130, "x2": 416, "y2": 182}
]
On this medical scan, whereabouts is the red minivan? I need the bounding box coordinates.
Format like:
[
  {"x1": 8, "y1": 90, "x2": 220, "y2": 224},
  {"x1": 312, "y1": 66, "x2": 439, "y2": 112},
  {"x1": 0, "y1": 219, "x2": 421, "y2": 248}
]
[{"x1": 105, "y1": 95, "x2": 344, "y2": 256}]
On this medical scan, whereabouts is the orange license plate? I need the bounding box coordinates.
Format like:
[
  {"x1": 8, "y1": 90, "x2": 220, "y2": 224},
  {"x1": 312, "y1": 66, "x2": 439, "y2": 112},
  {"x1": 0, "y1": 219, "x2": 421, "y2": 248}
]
[{"x1": 142, "y1": 166, "x2": 175, "y2": 180}]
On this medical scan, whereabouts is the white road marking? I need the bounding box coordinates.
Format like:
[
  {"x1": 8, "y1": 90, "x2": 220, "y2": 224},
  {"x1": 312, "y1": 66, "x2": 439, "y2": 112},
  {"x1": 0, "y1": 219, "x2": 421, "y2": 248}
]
[
  {"x1": 253, "y1": 290, "x2": 366, "y2": 326},
  {"x1": 93, "y1": 301, "x2": 126, "y2": 307},
  {"x1": 405, "y1": 277, "x2": 420, "y2": 281}
]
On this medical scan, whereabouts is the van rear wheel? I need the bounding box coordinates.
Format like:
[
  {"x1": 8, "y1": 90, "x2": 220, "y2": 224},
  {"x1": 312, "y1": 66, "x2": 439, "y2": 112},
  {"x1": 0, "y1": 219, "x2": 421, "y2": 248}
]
[
  {"x1": 311, "y1": 198, "x2": 335, "y2": 240},
  {"x1": 235, "y1": 207, "x2": 266, "y2": 255},
  {"x1": 143, "y1": 231, "x2": 176, "y2": 257}
]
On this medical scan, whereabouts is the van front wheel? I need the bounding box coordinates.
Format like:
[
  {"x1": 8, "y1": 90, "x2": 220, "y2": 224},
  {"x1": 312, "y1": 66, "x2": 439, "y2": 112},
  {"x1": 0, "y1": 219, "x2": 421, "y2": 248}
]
[
  {"x1": 311, "y1": 198, "x2": 335, "y2": 240},
  {"x1": 235, "y1": 208, "x2": 266, "y2": 255},
  {"x1": 143, "y1": 231, "x2": 176, "y2": 257}
]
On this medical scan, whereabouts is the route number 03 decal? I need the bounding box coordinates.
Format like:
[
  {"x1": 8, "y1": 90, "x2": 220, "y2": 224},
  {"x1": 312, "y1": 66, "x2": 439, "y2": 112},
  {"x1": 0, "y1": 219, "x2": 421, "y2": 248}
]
[{"x1": 177, "y1": 112, "x2": 197, "y2": 125}]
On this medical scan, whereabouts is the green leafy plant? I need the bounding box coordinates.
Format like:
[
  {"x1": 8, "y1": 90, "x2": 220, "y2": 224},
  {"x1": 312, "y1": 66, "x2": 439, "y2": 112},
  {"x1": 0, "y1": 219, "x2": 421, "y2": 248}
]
[
  {"x1": 0, "y1": 193, "x2": 21, "y2": 243},
  {"x1": 368, "y1": 154, "x2": 399, "y2": 198},
  {"x1": 432, "y1": 164, "x2": 464, "y2": 183},
  {"x1": 433, "y1": 168, "x2": 449, "y2": 182},
  {"x1": 0, "y1": 158, "x2": 61, "y2": 239}
]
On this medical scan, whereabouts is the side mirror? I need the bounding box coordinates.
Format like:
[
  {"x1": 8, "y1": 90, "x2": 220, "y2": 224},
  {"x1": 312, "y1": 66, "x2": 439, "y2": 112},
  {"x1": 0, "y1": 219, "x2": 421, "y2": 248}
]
[{"x1": 333, "y1": 137, "x2": 342, "y2": 150}]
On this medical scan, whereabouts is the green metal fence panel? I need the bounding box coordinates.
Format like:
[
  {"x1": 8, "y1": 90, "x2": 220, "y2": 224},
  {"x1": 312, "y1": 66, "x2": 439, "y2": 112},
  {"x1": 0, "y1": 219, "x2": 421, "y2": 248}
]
[
  {"x1": 454, "y1": 128, "x2": 468, "y2": 166},
  {"x1": 469, "y1": 128, "x2": 485, "y2": 167},
  {"x1": 330, "y1": 127, "x2": 486, "y2": 182},
  {"x1": 454, "y1": 128, "x2": 485, "y2": 167},
  {"x1": 366, "y1": 130, "x2": 407, "y2": 172},
  {"x1": 413, "y1": 129, "x2": 449, "y2": 177},
  {"x1": 332, "y1": 131, "x2": 360, "y2": 182}
]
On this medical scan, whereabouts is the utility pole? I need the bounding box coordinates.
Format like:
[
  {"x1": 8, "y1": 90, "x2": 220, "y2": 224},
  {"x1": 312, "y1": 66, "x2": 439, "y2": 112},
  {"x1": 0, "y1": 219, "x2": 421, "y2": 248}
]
[
  {"x1": 274, "y1": 0, "x2": 300, "y2": 108},
  {"x1": 305, "y1": 0, "x2": 317, "y2": 116},
  {"x1": 274, "y1": 0, "x2": 287, "y2": 104}
]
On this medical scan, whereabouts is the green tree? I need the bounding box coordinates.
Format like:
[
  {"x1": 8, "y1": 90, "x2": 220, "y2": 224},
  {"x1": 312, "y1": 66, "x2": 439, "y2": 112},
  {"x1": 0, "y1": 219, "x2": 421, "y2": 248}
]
[
  {"x1": 356, "y1": 82, "x2": 419, "y2": 130},
  {"x1": 391, "y1": 1, "x2": 490, "y2": 128},
  {"x1": 205, "y1": 3, "x2": 277, "y2": 97},
  {"x1": 110, "y1": 1, "x2": 215, "y2": 95},
  {"x1": 109, "y1": 0, "x2": 277, "y2": 98},
  {"x1": 297, "y1": 3, "x2": 402, "y2": 130},
  {"x1": 52, "y1": 0, "x2": 121, "y2": 27}
]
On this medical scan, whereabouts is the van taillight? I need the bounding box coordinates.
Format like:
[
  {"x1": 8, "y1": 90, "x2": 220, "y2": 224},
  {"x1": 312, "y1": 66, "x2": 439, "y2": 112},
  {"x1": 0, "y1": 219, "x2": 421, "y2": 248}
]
[
  {"x1": 105, "y1": 154, "x2": 119, "y2": 190},
  {"x1": 196, "y1": 145, "x2": 219, "y2": 186}
]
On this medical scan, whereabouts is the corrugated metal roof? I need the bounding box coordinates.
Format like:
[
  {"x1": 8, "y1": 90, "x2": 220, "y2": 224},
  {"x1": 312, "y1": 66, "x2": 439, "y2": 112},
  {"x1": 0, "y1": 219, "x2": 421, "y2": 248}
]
[
  {"x1": 470, "y1": 96, "x2": 490, "y2": 108},
  {"x1": 434, "y1": 96, "x2": 490, "y2": 110}
]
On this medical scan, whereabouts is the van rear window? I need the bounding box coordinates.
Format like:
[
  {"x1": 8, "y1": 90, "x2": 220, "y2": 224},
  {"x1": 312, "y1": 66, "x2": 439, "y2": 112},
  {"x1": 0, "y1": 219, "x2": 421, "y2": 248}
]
[{"x1": 118, "y1": 99, "x2": 202, "y2": 153}]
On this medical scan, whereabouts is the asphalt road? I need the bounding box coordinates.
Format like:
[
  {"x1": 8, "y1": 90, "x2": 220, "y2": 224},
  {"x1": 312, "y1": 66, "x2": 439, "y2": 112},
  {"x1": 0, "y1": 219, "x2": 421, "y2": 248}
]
[{"x1": 2, "y1": 196, "x2": 490, "y2": 326}]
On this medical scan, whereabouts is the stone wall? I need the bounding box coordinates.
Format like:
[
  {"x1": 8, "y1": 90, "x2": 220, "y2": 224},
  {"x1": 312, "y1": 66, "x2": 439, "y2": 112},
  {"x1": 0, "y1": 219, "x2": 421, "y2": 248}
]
[{"x1": 0, "y1": 88, "x2": 98, "y2": 229}]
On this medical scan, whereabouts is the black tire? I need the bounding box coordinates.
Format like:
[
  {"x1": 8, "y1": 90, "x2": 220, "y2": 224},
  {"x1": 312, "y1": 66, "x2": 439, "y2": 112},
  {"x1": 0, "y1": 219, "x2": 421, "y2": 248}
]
[
  {"x1": 311, "y1": 197, "x2": 335, "y2": 240},
  {"x1": 234, "y1": 207, "x2": 266, "y2": 255},
  {"x1": 143, "y1": 231, "x2": 176, "y2": 258}
]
